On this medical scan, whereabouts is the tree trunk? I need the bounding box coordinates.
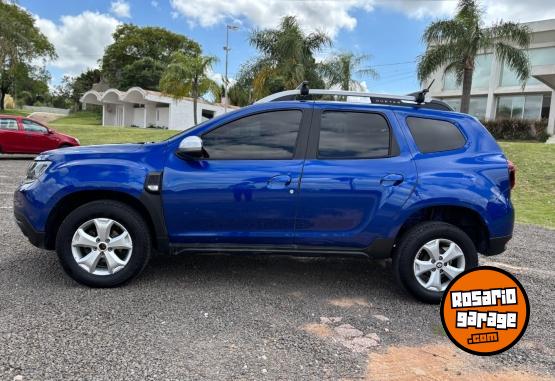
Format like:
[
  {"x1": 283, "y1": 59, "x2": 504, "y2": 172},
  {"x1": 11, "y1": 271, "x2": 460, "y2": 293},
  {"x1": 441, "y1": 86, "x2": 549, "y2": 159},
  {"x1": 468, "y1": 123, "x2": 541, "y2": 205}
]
[
  {"x1": 460, "y1": 65, "x2": 474, "y2": 114},
  {"x1": 0, "y1": 90, "x2": 5, "y2": 110}
]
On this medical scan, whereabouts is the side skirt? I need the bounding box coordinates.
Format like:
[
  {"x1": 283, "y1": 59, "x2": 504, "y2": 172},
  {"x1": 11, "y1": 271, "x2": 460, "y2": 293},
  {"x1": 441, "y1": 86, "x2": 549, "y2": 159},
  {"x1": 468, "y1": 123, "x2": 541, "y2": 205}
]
[{"x1": 167, "y1": 238, "x2": 394, "y2": 259}]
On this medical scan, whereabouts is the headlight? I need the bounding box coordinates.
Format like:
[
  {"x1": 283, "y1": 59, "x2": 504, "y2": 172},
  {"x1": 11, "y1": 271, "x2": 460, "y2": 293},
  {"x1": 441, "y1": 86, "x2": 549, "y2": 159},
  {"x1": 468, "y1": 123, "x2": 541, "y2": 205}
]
[{"x1": 23, "y1": 161, "x2": 51, "y2": 184}]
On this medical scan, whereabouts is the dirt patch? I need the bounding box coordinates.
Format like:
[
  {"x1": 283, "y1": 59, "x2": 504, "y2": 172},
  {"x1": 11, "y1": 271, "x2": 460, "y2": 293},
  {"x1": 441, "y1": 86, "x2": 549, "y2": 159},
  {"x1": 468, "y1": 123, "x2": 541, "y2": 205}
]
[
  {"x1": 28, "y1": 112, "x2": 65, "y2": 125},
  {"x1": 302, "y1": 319, "x2": 380, "y2": 352},
  {"x1": 301, "y1": 323, "x2": 333, "y2": 338},
  {"x1": 362, "y1": 343, "x2": 553, "y2": 381},
  {"x1": 328, "y1": 297, "x2": 371, "y2": 308}
]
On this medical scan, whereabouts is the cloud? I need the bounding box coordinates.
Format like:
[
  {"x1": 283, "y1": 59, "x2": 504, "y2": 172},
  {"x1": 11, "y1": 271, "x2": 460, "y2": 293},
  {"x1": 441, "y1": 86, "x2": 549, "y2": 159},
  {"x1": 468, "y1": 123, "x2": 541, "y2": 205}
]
[
  {"x1": 384, "y1": 0, "x2": 555, "y2": 24},
  {"x1": 169, "y1": 0, "x2": 375, "y2": 38},
  {"x1": 35, "y1": 11, "x2": 120, "y2": 74},
  {"x1": 169, "y1": 0, "x2": 555, "y2": 37},
  {"x1": 151, "y1": 0, "x2": 159, "y2": 8},
  {"x1": 110, "y1": 0, "x2": 131, "y2": 18}
]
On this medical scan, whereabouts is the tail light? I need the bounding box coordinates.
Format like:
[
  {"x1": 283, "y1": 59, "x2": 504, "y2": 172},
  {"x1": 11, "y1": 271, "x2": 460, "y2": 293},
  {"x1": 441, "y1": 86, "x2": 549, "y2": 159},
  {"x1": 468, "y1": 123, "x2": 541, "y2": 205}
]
[{"x1": 508, "y1": 160, "x2": 516, "y2": 190}]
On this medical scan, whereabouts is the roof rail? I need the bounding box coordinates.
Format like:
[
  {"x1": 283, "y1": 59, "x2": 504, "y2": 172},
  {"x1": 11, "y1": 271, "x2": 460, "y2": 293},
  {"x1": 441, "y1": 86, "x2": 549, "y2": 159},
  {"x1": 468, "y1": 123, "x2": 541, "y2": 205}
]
[
  {"x1": 256, "y1": 89, "x2": 425, "y2": 104},
  {"x1": 255, "y1": 83, "x2": 453, "y2": 111}
]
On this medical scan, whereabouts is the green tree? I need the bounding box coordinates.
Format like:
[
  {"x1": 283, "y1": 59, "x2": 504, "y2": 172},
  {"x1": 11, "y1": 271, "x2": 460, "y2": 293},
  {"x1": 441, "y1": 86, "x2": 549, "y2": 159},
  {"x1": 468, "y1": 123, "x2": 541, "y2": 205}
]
[
  {"x1": 101, "y1": 24, "x2": 200, "y2": 90},
  {"x1": 159, "y1": 52, "x2": 219, "y2": 125},
  {"x1": 319, "y1": 52, "x2": 378, "y2": 90},
  {"x1": 12, "y1": 63, "x2": 50, "y2": 106},
  {"x1": 417, "y1": 0, "x2": 531, "y2": 113},
  {"x1": 247, "y1": 16, "x2": 330, "y2": 99},
  {"x1": 71, "y1": 69, "x2": 102, "y2": 104},
  {"x1": 0, "y1": 1, "x2": 56, "y2": 109},
  {"x1": 119, "y1": 58, "x2": 165, "y2": 91}
]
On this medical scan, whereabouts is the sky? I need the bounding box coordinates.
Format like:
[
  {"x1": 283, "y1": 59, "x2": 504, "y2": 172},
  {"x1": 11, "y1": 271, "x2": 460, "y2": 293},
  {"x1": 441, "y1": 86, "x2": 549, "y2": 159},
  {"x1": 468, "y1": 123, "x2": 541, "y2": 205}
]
[{"x1": 18, "y1": 0, "x2": 555, "y2": 95}]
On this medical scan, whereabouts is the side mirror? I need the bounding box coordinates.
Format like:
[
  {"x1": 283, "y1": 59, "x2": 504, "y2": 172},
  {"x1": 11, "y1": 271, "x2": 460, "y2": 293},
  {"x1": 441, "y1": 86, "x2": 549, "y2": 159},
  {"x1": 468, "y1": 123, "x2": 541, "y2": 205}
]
[
  {"x1": 47, "y1": 128, "x2": 53, "y2": 134},
  {"x1": 176, "y1": 136, "x2": 204, "y2": 159}
]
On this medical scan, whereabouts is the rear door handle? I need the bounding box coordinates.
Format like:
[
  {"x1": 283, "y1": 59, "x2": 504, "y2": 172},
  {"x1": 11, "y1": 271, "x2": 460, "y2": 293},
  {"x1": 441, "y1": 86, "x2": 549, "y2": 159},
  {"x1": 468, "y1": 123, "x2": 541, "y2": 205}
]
[
  {"x1": 380, "y1": 174, "x2": 404, "y2": 186},
  {"x1": 267, "y1": 174, "x2": 292, "y2": 189}
]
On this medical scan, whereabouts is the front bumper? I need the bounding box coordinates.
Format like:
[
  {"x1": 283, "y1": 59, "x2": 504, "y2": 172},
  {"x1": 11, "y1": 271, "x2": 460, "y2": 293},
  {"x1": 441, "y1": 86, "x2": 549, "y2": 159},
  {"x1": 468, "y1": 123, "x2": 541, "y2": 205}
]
[
  {"x1": 483, "y1": 235, "x2": 512, "y2": 256},
  {"x1": 14, "y1": 209, "x2": 46, "y2": 249}
]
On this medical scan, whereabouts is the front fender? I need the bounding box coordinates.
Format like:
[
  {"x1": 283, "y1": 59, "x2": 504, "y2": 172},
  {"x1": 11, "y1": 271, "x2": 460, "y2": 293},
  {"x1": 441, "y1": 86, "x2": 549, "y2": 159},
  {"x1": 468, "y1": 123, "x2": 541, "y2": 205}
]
[{"x1": 17, "y1": 158, "x2": 155, "y2": 232}]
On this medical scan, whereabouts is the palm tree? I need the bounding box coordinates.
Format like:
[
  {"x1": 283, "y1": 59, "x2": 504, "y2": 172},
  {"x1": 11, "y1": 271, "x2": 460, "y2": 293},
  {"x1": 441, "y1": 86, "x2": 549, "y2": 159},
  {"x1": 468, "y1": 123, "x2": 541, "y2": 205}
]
[
  {"x1": 159, "y1": 52, "x2": 219, "y2": 125},
  {"x1": 319, "y1": 53, "x2": 378, "y2": 91},
  {"x1": 417, "y1": 0, "x2": 531, "y2": 113},
  {"x1": 248, "y1": 16, "x2": 331, "y2": 98}
]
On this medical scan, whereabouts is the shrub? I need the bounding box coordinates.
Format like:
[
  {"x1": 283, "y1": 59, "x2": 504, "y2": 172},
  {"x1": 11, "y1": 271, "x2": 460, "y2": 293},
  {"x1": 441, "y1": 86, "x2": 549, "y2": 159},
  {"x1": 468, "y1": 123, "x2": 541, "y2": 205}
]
[{"x1": 482, "y1": 119, "x2": 548, "y2": 142}]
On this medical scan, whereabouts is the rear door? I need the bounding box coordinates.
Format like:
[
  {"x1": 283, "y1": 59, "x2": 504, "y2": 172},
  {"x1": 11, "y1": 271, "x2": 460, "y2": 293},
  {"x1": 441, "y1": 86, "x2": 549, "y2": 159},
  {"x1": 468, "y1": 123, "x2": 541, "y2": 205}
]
[
  {"x1": 0, "y1": 117, "x2": 23, "y2": 153},
  {"x1": 294, "y1": 104, "x2": 417, "y2": 250},
  {"x1": 162, "y1": 105, "x2": 312, "y2": 246}
]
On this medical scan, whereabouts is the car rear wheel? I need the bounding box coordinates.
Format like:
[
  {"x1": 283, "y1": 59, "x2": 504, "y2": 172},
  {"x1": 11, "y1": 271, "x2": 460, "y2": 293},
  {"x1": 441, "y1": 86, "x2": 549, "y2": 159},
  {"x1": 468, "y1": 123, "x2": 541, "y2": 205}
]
[
  {"x1": 55, "y1": 200, "x2": 151, "y2": 287},
  {"x1": 393, "y1": 221, "x2": 478, "y2": 304}
]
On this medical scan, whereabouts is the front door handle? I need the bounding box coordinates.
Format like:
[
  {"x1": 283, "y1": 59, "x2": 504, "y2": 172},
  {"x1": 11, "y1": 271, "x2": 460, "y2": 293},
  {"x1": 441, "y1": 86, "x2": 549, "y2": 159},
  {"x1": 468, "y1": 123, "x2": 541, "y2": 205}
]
[
  {"x1": 267, "y1": 174, "x2": 292, "y2": 189},
  {"x1": 380, "y1": 173, "x2": 404, "y2": 186}
]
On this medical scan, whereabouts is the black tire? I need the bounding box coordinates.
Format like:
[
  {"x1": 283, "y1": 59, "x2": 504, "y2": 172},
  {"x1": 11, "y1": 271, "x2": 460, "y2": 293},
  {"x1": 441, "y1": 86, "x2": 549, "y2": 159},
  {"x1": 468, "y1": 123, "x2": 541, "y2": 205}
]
[
  {"x1": 55, "y1": 200, "x2": 151, "y2": 287},
  {"x1": 393, "y1": 221, "x2": 478, "y2": 304}
]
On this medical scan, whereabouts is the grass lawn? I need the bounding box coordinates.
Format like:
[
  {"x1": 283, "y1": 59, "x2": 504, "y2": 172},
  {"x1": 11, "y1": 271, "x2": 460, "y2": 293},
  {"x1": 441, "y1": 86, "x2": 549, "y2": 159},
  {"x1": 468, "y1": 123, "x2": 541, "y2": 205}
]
[
  {"x1": 50, "y1": 112, "x2": 178, "y2": 145},
  {"x1": 1, "y1": 109, "x2": 30, "y2": 116},
  {"x1": 48, "y1": 113, "x2": 554, "y2": 229},
  {"x1": 499, "y1": 141, "x2": 554, "y2": 229}
]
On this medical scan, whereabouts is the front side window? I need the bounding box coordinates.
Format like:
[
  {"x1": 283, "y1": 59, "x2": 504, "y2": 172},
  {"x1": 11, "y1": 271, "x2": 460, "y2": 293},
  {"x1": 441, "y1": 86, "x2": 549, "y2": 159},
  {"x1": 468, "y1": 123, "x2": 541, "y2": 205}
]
[
  {"x1": 406, "y1": 117, "x2": 466, "y2": 153},
  {"x1": 0, "y1": 118, "x2": 18, "y2": 131},
  {"x1": 202, "y1": 110, "x2": 302, "y2": 159},
  {"x1": 318, "y1": 111, "x2": 391, "y2": 159},
  {"x1": 22, "y1": 119, "x2": 48, "y2": 133}
]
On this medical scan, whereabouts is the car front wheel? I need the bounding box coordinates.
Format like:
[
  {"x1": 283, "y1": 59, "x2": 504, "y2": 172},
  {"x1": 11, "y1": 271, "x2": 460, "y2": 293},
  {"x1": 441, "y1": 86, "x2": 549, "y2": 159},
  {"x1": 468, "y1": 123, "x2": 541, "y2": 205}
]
[
  {"x1": 393, "y1": 221, "x2": 478, "y2": 304},
  {"x1": 56, "y1": 200, "x2": 151, "y2": 287}
]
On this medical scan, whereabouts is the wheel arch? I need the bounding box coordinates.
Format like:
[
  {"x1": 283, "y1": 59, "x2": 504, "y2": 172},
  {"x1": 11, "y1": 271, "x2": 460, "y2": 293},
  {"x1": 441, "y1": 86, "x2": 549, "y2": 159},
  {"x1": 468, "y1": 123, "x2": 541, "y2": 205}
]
[
  {"x1": 44, "y1": 190, "x2": 167, "y2": 252},
  {"x1": 395, "y1": 205, "x2": 489, "y2": 254}
]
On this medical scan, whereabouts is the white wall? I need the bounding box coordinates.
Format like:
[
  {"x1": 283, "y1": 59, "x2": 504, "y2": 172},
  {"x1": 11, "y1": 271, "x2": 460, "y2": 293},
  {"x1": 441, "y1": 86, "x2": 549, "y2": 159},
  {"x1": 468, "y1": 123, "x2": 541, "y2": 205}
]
[
  {"x1": 156, "y1": 107, "x2": 169, "y2": 128},
  {"x1": 145, "y1": 103, "x2": 156, "y2": 127},
  {"x1": 168, "y1": 99, "x2": 232, "y2": 130},
  {"x1": 123, "y1": 104, "x2": 134, "y2": 126},
  {"x1": 97, "y1": 95, "x2": 235, "y2": 130},
  {"x1": 132, "y1": 107, "x2": 145, "y2": 127},
  {"x1": 103, "y1": 104, "x2": 116, "y2": 126}
]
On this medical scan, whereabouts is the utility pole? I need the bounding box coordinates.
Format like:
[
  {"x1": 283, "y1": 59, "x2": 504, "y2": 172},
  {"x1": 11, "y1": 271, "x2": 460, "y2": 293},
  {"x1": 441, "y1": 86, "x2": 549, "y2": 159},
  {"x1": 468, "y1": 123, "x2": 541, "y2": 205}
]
[{"x1": 223, "y1": 24, "x2": 239, "y2": 112}]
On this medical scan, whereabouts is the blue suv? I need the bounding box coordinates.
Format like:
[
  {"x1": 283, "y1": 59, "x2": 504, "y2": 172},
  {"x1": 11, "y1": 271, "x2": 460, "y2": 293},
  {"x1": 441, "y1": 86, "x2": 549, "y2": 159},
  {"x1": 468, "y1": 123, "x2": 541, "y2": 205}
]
[{"x1": 13, "y1": 89, "x2": 515, "y2": 303}]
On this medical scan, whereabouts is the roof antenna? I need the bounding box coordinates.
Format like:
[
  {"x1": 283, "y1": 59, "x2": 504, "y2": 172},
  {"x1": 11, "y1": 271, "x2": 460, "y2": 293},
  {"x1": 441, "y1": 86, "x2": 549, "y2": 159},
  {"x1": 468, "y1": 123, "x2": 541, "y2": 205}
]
[
  {"x1": 415, "y1": 79, "x2": 435, "y2": 104},
  {"x1": 297, "y1": 81, "x2": 309, "y2": 96}
]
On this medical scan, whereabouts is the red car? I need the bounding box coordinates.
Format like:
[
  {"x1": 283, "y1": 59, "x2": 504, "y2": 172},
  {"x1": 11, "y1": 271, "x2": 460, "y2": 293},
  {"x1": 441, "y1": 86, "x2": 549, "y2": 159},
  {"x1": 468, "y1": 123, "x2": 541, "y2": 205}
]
[{"x1": 0, "y1": 115, "x2": 80, "y2": 154}]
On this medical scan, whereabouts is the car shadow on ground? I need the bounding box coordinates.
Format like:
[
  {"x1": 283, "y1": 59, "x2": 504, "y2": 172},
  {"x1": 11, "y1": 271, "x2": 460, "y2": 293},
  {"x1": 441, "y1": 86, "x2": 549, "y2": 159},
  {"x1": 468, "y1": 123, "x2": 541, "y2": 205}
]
[{"x1": 141, "y1": 252, "x2": 406, "y2": 300}]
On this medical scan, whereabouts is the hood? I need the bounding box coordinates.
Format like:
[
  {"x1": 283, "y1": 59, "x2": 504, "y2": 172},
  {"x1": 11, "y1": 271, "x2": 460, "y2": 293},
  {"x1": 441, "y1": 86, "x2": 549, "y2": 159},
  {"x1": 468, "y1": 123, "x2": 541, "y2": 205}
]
[
  {"x1": 37, "y1": 142, "x2": 167, "y2": 162},
  {"x1": 52, "y1": 130, "x2": 79, "y2": 141}
]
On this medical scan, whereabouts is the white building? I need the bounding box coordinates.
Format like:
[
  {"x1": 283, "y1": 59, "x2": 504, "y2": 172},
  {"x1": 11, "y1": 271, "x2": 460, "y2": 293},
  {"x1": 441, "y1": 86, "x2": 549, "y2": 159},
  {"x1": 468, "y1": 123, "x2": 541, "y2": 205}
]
[
  {"x1": 424, "y1": 19, "x2": 555, "y2": 136},
  {"x1": 80, "y1": 86, "x2": 237, "y2": 130}
]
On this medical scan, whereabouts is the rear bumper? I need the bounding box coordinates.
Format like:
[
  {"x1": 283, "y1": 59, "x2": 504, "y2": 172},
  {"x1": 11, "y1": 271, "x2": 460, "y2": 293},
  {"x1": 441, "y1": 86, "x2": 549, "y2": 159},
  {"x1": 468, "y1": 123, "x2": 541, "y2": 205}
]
[
  {"x1": 14, "y1": 210, "x2": 46, "y2": 249},
  {"x1": 483, "y1": 235, "x2": 512, "y2": 256}
]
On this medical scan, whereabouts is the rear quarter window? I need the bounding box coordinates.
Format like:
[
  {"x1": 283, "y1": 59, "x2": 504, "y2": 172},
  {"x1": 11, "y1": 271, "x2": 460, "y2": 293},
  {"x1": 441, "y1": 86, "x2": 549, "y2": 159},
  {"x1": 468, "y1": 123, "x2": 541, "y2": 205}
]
[{"x1": 406, "y1": 117, "x2": 466, "y2": 153}]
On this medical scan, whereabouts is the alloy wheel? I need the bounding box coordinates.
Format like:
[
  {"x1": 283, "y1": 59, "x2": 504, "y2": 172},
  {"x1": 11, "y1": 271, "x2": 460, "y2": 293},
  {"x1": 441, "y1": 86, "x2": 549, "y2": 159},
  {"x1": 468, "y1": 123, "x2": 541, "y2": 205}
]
[
  {"x1": 71, "y1": 218, "x2": 133, "y2": 276},
  {"x1": 413, "y1": 238, "x2": 465, "y2": 292}
]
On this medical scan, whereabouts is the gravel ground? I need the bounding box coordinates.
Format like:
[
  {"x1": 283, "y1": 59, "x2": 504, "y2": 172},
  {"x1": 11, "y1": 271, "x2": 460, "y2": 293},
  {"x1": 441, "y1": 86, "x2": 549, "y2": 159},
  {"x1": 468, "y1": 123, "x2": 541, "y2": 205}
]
[{"x1": 0, "y1": 159, "x2": 553, "y2": 380}]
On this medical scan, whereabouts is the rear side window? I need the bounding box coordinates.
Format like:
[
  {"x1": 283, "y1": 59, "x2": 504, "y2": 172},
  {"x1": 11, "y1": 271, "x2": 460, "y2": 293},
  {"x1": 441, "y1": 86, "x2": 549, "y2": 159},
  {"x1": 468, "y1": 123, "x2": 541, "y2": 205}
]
[
  {"x1": 318, "y1": 111, "x2": 391, "y2": 159},
  {"x1": 406, "y1": 117, "x2": 466, "y2": 153},
  {"x1": 202, "y1": 110, "x2": 302, "y2": 159},
  {"x1": 0, "y1": 118, "x2": 18, "y2": 130}
]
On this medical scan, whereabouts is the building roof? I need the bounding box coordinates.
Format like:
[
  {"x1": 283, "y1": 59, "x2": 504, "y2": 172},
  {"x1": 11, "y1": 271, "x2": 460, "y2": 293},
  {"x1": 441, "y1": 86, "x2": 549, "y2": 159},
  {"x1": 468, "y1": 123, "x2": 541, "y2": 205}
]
[{"x1": 80, "y1": 86, "x2": 239, "y2": 109}]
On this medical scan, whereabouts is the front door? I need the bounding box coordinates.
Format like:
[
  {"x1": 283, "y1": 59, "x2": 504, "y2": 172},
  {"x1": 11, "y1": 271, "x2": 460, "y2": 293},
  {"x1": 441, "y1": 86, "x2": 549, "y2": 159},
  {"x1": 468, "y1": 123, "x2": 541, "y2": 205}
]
[
  {"x1": 162, "y1": 106, "x2": 312, "y2": 246},
  {"x1": 22, "y1": 119, "x2": 58, "y2": 153},
  {"x1": 295, "y1": 105, "x2": 417, "y2": 250}
]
